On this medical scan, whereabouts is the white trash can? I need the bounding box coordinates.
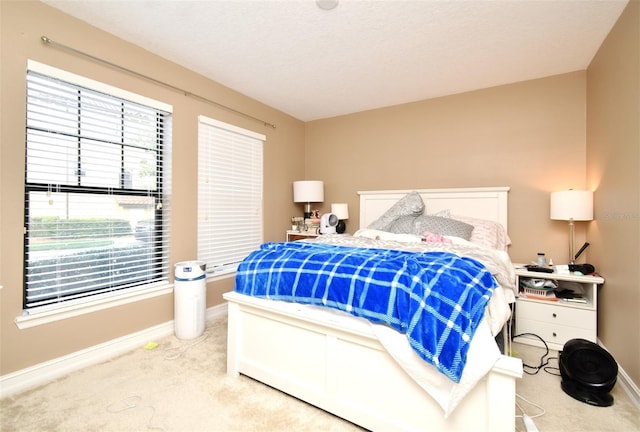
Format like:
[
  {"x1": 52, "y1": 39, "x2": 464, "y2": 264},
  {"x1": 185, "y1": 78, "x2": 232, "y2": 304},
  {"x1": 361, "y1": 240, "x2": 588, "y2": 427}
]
[{"x1": 174, "y1": 261, "x2": 207, "y2": 340}]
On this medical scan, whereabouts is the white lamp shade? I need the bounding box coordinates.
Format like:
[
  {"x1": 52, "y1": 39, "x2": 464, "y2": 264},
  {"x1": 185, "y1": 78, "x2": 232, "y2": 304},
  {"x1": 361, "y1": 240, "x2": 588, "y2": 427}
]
[
  {"x1": 331, "y1": 203, "x2": 349, "y2": 220},
  {"x1": 293, "y1": 180, "x2": 324, "y2": 203},
  {"x1": 550, "y1": 190, "x2": 593, "y2": 221}
]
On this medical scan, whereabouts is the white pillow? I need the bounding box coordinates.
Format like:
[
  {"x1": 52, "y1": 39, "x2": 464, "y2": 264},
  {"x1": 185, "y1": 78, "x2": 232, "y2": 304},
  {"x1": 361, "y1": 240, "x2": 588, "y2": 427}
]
[
  {"x1": 450, "y1": 214, "x2": 512, "y2": 251},
  {"x1": 354, "y1": 229, "x2": 423, "y2": 243},
  {"x1": 444, "y1": 235, "x2": 475, "y2": 247}
]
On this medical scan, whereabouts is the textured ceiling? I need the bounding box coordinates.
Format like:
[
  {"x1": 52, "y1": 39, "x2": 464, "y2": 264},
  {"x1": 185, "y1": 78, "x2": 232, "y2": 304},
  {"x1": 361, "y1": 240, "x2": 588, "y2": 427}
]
[{"x1": 42, "y1": 0, "x2": 628, "y2": 121}]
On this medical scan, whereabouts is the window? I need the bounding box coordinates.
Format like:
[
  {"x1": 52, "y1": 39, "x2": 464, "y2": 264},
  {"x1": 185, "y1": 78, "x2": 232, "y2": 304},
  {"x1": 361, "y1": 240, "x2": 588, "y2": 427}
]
[
  {"x1": 24, "y1": 61, "x2": 172, "y2": 312},
  {"x1": 197, "y1": 116, "x2": 264, "y2": 276}
]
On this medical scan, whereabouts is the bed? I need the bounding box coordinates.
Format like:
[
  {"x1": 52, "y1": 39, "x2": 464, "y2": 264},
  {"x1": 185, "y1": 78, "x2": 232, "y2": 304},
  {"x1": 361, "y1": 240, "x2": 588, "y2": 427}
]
[{"x1": 223, "y1": 187, "x2": 523, "y2": 432}]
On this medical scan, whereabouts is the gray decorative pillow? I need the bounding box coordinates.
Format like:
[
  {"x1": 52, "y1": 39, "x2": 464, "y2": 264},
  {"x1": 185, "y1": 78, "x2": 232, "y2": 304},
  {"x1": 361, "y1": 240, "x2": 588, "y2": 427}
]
[
  {"x1": 413, "y1": 215, "x2": 474, "y2": 240},
  {"x1": 386, "y1": 215, "x2": 417, "y2": 234},
  {"x1": 367, "y1": 192, "x2": 425, "y2": 231}
]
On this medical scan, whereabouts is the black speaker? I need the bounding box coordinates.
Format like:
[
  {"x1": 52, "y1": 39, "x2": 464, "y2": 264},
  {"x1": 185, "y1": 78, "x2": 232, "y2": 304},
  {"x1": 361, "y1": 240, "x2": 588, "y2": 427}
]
[{"x1": 559, "y1": 338, "x2": 618, "y2": 407}]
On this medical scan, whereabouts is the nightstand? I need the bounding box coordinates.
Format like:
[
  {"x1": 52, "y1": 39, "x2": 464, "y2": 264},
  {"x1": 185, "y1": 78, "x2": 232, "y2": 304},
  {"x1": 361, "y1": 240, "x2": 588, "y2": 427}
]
[
  {"x1": 513, "y1": 267, "x2": 605, "y2": 350},
  {"x1": 286, "y1": 230, "x2": 319, "y2": 241}
]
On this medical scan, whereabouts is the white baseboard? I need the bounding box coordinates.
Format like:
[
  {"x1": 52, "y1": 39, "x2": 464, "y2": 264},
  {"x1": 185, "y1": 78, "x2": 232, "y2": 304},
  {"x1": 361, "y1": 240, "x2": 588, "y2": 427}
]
[
  {"x1": 0, "y1": 304, "x2": 228, "y2": 399},
  {"x1": 597, "y1": 339, "x2": 640, "y2": 412},
  {"x1": 618, "y1": 366, "x2": 640, "y2": 412}
]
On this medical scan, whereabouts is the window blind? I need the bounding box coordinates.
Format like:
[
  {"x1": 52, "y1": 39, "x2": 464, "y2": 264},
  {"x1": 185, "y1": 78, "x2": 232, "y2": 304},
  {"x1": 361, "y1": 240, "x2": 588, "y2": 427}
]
[
  {"x1": 197, "y1": 116, "x2": 264, "y2": 276},
  {"x1": 24, "y1": 69, "x2": 172, "y2": 311}
]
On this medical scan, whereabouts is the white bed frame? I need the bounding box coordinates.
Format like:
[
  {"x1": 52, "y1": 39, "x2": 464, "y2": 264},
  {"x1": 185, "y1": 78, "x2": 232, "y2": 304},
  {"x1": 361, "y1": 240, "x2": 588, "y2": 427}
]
[{"x1": 224, "y1": 187, "x2": 522, "y2": 432}]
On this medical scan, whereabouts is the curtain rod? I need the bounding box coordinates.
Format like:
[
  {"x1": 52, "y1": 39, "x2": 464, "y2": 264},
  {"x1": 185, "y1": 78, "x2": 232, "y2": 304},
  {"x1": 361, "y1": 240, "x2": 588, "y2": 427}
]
[{"x1": 40, "y1": 36, "x2": 276, "y2": 129}]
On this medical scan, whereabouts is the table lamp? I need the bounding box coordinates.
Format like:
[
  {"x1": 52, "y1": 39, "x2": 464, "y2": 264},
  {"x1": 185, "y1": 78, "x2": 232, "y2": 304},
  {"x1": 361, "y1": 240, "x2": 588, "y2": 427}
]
[
  {"x1": 331, "y1": 203, "x2": 349, "y2": 234},
  {"x1": 550, "y1": 189, "x2": 593, "y2": 264},
  {"x1": 293, "y1": 180, "x2": 324, "y2": 219}
]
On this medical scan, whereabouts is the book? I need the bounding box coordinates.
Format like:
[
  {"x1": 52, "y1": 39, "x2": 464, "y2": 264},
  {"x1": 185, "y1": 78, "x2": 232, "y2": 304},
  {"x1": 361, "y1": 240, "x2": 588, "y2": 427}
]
[{"x1": 562, "y1": 297, "x2": 587, "y2": 303}]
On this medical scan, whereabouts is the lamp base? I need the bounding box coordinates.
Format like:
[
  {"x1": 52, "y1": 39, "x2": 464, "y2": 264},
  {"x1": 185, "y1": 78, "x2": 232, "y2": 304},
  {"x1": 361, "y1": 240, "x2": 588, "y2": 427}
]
[
  {"x1": 568, "y1": 219, "x2": 575, "y2": 265},
  {"x1": 336, "y1": 220, "x2": 346, "y2": 234}
]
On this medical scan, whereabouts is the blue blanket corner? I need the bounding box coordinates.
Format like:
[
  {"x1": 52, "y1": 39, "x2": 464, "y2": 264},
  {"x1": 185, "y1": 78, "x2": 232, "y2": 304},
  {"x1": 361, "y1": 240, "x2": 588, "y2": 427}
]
[{"x1": 235, "y1": 241, "x2": 497, "y2": 382}]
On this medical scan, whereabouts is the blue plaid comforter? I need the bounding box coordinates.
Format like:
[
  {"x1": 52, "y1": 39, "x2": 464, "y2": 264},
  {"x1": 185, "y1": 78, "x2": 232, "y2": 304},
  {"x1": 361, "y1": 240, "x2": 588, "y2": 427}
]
[{"x1": 234, "y1": 241, "x2": 498, "y2": 382}]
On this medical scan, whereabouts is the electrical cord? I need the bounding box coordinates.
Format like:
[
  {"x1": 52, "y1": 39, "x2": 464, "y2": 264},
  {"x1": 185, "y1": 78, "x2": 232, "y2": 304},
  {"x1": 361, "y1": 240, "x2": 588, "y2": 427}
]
[
  {"x1": 106, "y1": 394, "x2": 165, "y2": 431},
  {"x1": 511, "y1": 332, "x2": 569, "y2": 430},
  {"x1": 512, "y1": 332, "x2": 560, "y2": 376},
  {"x1": 106, "y1": 331, "x2": 210, "y2": 430},
  {"x1": 512, "y1": 336, "x2": 549, "y2": 432},
  {"x1": 515, "y1": 393, "x2": 546, "y2": 419},
  {"x1": 543, "y1": 360, "x2": 560, "y2": 376},
  {"x1": 516, "y1": 393, "x2": 546, "y2": 432},
  {"x1": 162, "y1": 331, "x2": 209, "y2": 360}
]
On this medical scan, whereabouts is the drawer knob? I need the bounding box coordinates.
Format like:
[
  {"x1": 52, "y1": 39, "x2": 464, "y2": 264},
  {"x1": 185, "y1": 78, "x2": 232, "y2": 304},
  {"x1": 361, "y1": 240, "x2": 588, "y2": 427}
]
[
  {"x1": 552, "y1": 313, "x2": 557, "y2": 318},
  {"x1": 553, "y1": 332, "x2": 557, "y2": 337}
]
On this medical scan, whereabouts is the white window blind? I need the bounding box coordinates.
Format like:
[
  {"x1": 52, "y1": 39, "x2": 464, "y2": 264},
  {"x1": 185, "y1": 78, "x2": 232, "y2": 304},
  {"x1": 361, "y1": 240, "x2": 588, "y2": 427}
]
[
  {"x1": 24, "y1": 67, "x2": 172, "y2": 311},
  {"x1": 197, "y1": 116, "x2": 264, "y2": 276}
]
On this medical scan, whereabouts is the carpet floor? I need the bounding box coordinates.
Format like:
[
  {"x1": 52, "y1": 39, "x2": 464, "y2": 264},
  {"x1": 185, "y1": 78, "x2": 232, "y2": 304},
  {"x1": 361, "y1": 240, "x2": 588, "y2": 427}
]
[{"x1": 1, "y1": 316, "x2": 638, "y2": 431}]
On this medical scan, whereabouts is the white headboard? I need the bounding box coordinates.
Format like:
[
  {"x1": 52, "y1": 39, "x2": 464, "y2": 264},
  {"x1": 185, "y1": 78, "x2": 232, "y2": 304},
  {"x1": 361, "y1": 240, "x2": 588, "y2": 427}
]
[{"x1": 358, "y1": 187, "x2": 510, "y2": 231}]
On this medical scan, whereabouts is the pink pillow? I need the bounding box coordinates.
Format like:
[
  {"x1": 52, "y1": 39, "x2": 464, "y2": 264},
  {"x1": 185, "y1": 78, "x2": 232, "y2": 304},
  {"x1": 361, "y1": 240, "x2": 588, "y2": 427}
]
[{"x1": 422, "y1": 231, "x2": 452, "y2": 244}]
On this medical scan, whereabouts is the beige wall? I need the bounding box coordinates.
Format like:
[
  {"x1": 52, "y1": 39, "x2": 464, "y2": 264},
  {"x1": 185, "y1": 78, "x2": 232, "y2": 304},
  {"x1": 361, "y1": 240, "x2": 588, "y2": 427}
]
[
  {"x1": 586, "y1": 1, "x2": 640, "y2": 386},
  {"x1": 0, "y1": 1, "x2": 305, "y2": 374},
  {"x1": 305, "y1": 72, "x2": 590, "y2": 265}
]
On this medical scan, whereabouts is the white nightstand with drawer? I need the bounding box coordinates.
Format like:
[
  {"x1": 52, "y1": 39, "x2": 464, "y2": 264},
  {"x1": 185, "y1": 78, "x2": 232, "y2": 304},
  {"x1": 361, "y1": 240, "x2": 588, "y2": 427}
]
[
  {"x1": 286, "y1": 230, "x2": 319, "y2": 242},
  {"x1": 513, "y1": 268, "x2": 604, "y2": 350}
]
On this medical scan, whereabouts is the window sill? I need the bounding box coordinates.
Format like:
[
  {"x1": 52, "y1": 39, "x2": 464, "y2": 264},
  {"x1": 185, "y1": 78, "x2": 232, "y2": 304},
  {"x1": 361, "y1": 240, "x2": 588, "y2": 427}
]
[
  {"x1": 15, "y1": 283, "x2": 174, "y2": 330},
  {"x1": 207, "y1": 269, "x2": 237, "y2": 282}
]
